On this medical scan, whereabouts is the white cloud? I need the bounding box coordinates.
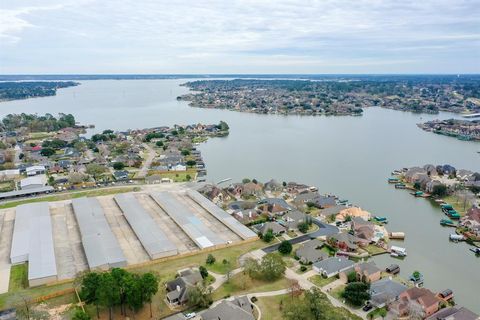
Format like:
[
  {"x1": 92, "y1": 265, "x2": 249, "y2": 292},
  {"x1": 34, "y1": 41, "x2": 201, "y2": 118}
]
[{"x1": 0, "y1": 0, "x2": 479, "y2": 73}]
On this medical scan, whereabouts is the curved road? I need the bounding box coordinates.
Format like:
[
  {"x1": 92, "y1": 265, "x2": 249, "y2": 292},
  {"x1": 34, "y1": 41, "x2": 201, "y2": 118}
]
[{"x1": 262, "y1": 218, "x2": 339, "y2": 253}]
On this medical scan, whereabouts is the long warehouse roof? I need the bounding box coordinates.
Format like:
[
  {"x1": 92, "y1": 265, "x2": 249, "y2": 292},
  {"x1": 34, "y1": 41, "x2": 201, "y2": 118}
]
[
  {"x1": 72, "y1": 198, "x2": 127, "y2": 269},
  {"x1": 186, "y1": 190, "x2": 257, "y2": 240},
  {"x1": 10, "y1": 202, "x2": 57, "y2": 282},
  {"x1": 114, "y1": 193, "x2": 177, "y2": 259},
  {"x1": 150, "y1": 192, "x2": 224, "y2": 249}
]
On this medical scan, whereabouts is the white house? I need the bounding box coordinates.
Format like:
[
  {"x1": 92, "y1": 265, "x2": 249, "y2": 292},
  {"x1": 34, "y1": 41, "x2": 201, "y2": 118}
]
[{"x1": 26, "y1": 165, "x2": 46, "y2": 176}]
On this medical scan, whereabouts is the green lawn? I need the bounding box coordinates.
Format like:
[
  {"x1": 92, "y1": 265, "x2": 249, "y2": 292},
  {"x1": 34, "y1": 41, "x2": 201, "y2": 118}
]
[
  {"x1": 8, "y1": 264, "x2": 28, "y2": 292},
  {"x1": 255, "y1": 294, "x2": 288, "y2": 320},
  {"x1": 308, "y1": 275, "x2": 337, "y2": 288},
  {"x1": 442, "y1": 195, "x2": 470, "y2": 216},
  {"x1": 365, "y1": 244, "x2": 387, "y2": 255},
  {"x1": 367, "y1": 306, "x2": 387, "y2": 319},
  {"x1": 331, "y1": 284, "x2": 346, "y2": 301},
  {"x1": 0, "y1": 181, "x2": 14, "y2": 193},
  {"x1": 0, "y1": 187, "x2": 136, "y2": 209},
  {"x1": 145, "y1": 169, "x2": 197, "y2": 182},
  {"x1": 212, "y1": 272, "x2": 289, "y2": 300}
]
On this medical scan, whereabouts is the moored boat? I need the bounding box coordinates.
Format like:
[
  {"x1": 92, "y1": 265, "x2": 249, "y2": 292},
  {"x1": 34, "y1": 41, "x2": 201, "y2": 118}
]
[
  {"x1": 395, "y1": 183, "x2": 406, "y2": 189},
  {"x1": 440, "y1": 218, "x2": 455, "y2": 227}
]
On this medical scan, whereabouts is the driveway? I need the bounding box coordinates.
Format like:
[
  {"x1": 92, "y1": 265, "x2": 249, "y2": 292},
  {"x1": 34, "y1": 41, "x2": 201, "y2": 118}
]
[
  {"x1": 262, "y1": 219, "x2": 339, "y2": 253},
  {"x1": 136, "y1": 143, "x2": 156, "y2": 178}
]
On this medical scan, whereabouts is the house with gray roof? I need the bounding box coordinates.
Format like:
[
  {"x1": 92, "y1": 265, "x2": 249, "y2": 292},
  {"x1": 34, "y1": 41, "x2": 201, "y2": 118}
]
[
  {"x1": 369, "y1": 278, "x2": 408, "y2": 308},
  {"x1": 426, "y1": 306, "x2": 479, "y2": 320},
  {"x1": 312, "y1": 257, "x2": 356, "y2": 278},
  {"x1": 295, "y1": 239, "x2": 328, "y2": 264},
  {"x1": 165, "y1": 268, "x2": 203, "y2": 305},
  {"x1": 281, "y1": 210, "x2": 308, "y2": 230},
  {"x1": 201, "y1": 296, "x2": 254, "y2": 320},
  {"x1": 254, "y1": 221, "x2": 286, "y2": 236}
]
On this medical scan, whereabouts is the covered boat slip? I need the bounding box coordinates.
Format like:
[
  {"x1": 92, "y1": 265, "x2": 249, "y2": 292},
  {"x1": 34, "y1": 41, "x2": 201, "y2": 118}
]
[
  {"x1": 114, "y1": 193, "x2": 178, "y2": 259},
  {"x1": 150, "y1": 192, "x2": 225, "y2": 249},
  {"x1": 72, "y1": 198, "x2": 127, "y2": 270},
  {"x1": 186, "y1": 190, "x2": 257, "y2": 240},
  {"x1": 10, "y1": 202, "x2": 57, "y2": 286}
]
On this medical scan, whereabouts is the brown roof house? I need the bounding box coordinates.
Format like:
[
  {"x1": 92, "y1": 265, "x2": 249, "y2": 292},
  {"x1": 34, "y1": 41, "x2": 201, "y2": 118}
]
[
  {"x1": 389, "y1": 287, "x2": 441, "y2": 319},
  {"x1": 353, "y1": 262, "x2": 382, "y2": 283}
]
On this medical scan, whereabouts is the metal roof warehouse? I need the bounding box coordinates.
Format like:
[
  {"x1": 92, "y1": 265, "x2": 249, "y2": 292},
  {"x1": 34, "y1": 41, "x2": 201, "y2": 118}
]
[
  {"x1": 114, "y1": 193, "x2": 178, "y2": 259},
  {"x1": 151, "y1": 192, "x2": 225, "y2": 249},
  {"x1": 10, "y1": 202, "x2": 57, "y2": 286},
  {"x1": 72, "y1": 197, "x2": 127, "y2": 270},
  {"x1": 187, "y1": 189, "x2": 257, "y2": 240}
]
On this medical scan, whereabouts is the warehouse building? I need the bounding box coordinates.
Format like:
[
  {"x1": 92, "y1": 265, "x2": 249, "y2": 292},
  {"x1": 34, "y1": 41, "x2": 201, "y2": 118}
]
[
  {"x1": 10, "y1": 202, "x2": 57, "y2": 286},
  {"x1": 187, "y1": 190, "x2": 258, "y2": 240},
  {"x1": 150, "y1": 192, "x2": 225, "y2": 249},
  {"x1": 72, "y1": 198, "x2": 127, "y2": 270},
  {"x1": 114, "y1": 193, "x2": 178, "y2": 259}
]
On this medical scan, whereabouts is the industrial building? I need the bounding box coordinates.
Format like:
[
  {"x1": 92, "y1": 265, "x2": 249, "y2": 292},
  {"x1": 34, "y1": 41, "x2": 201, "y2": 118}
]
[
  {"x1": 114, "y1": 193, "x2": 178, "y2": 259},
  {"x1": 187, "y1": 190, "x2": 258, "y2": 240},
  {"x1": 10, "y1": 202, "x2": 57, "y2": 286},
  {"x1": 72, "y1": 198, "x2": 127, "y2": 270},
  {"x1": 150, "y1": 192, "x2": 225, "y2": 249}
]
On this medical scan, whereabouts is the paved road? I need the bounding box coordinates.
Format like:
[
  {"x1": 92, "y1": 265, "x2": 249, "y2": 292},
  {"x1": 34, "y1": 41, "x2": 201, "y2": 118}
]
[{"x1": 262, "y1": 219, "x2": 339, "y2": 253}]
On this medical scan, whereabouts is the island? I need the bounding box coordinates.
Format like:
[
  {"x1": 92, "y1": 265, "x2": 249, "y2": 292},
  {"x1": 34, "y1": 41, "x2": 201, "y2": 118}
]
[
  {"x1": 0, "y1": 81, "x2": 79, "y2": 102},
  {"x1": 178, "y1": 76, "x2": 480, "y2": 115},
  {"x1": 417, "y1": 118, "x2": 480, "y2": 141}
]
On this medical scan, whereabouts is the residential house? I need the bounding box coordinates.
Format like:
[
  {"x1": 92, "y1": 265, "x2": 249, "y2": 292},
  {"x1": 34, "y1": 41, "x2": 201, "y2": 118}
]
[
  {"x1": 460, "y1": 207, "x2": 480, "y2": 233},
  {"x1": 233, "y1": 209, "x2": 259, "y2": 224},
  {"x1": 113, "y1": 170, "x2": 129, "y2": 181},
  {"x1": 169, "y1": 163, "x2": 187, "y2": 171},
  {"x1": 319, "y1": 205, "x2": 347, "y2": 219},
  {"x1": 327, "y1": 232, "x2": 367, "y2": 252},
  {"x1": 201, "y1": 296, "x2": 255, "y2": 320},
  {"x1": 352, "y1": 217, "x2": 375, "y2": 242},
  {"x1": 20, "y1": 176, "x2": 46, "y2": 190},
  {"x1": 353, "y1": 262, "x2": 381, "y2": 283},
  {"x1": 242, "y1": 182, "x2": 263, "y2": 197},
  {"x1": 26, "y1": 165, "x2": 46, "y2": 176},
  {"x1": 254, "y1": 222, "x2": 286, "y2": 236},
  {"x1": 264, "y1": 179, "x2": 283, "y2": 192},
  {"x1": 165, "y1": 268, "x2": 203, "y2": 305},
  {"x1": 312, "y1": 257, "x2": 356, "y2": 278},
  {"x1": 335, "y1": 207, "x2": 371, "y2": 222},
  {"x1": 281, "y1": 210, "x2": 308, "y2": 230},
  {"x1": 369, "y1": 278, "x2": 407, "y2": 308},
  {"x1": 426, "y1": 306, "x2": 479, "y2": 320},
  {"x1": 295, "y1": 239, "x2": 328, "y2": 264},
  {"x1": 390, "y1": 287, "x2": 441, "y2": 318}
]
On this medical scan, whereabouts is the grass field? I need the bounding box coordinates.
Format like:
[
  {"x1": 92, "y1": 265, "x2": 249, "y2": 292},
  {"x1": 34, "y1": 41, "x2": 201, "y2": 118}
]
[
  {"x1": 146, "y1": 169, "x2": 197, "y2": 182},
  {"x1": 0, "y1": 181, "x2": 14, "y2": 193},
  {"x1": 212, "y1": 273, "x2": 289, "y2": 301},
  {"x1": 442, "y1": 195, "x2": 470, "y2": 216},
  {"x1": 308, "y1": 275, "x2": 337, "y2": 288},
  {"x1": 8, "y1": 264, "x2": 28, "y2": 292},
  {"x1": 255, "y1": 294, "x2": 287, "y2": 320},
  {"x1": 0, "y1": 187, "x2": 136, "y2": 209},
  {"x1": 365, "y1": 244, "x2": 387, "y2": 255}
]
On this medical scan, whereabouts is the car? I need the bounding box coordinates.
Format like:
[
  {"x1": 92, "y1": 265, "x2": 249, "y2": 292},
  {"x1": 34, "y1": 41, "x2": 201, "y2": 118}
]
[
  {"x1": 362, "y1": 303, "x2": 373, "y2": 312},
  {"x1": 184, "y1": 312, "x2": 196, "y2": 319}
]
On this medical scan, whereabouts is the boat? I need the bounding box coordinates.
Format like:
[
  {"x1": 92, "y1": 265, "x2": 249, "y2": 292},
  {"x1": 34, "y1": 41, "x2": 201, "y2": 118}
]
[
  {"x1": 446, "y1": 210, "x2": 461, "y2": 219},
  {"x1": 374, "y1": 216, "x2": 388, "y2": 223},
  {"x1": 338, "y1": 199, "x2": 349, "y2": 205},
  {"x1": 389, "y1": 232, "x2": 405, "y2": 239},
  {"x1": 469, "y1": 248, "x2": 480, "y2": 255},
  {"x1": 390, "y1": 246, "x2": 407, "y2": 257},
  {"x1": 409, "y1": 271, "x2": 424, "y2": 287},
  {"x1": 395, "y1": 183, "x2": 406, "y2": 189},
  {"x1": 440, "y1": 219, "x2": 456, "y2": 227},
  {"x1": 388, "y1": 178, "x2": 400, "y2": 183},
  {"x1": 441, "y1": 204, "x2": 453, "y2": 212},
  {"x1": 449, "y1": 234, "x2": 464, "y2": 242},
  {"x1": 386, "y1": 264, "x2": 400, "y2": 274},
  {"x1": 412, "y1": 191, "x2": 424, "y2": 197}
]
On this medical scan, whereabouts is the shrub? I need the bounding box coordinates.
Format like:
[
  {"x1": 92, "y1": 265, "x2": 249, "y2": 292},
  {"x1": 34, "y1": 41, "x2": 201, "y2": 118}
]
[
  {"x1": 278, "y1": 240, "x2": 293, "y2": 255},
  {"x1": 206, "y1": 254, "x2": 216, "y2": 265}
]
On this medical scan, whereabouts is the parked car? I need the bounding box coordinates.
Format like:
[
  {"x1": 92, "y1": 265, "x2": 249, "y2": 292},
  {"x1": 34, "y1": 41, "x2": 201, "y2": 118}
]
[{"x1": 362, "y1": 302, "x2": 373, "y2": 312}]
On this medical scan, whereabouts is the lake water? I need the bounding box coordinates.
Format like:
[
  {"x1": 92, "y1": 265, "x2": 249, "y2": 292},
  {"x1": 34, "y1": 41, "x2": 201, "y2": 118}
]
[{"x1": 1, "y1": 79, "x2": 479, "y2": 312}]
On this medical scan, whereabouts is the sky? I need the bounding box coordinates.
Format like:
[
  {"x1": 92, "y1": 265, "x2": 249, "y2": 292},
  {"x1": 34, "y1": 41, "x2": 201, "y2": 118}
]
[{"x1": 0, "y1": 0, "x2": 479, "y2": 74}]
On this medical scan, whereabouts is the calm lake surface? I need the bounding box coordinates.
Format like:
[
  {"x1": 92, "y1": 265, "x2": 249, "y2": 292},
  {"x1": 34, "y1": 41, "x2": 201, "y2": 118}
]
[{"x1": 1, "y1": 80, "x2": 479, "y2": 311}]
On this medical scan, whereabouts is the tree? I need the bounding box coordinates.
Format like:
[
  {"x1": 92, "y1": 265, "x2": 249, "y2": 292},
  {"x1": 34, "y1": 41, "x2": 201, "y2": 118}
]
[
  {"x1": 181, "y1": 149, "x2": 190, "y2": 156},
  {"x1": 259, "y1": 253, "x2": 286, "y2": 281},
  {"x1": 242, "y1": 178, "x2": 251, "y2": 183},
  {"x1": 155, "y1": 141, "x2": 163, "y2": 147},
  {"x1": 298, "y1": 222, "x2": 309, "y2": 233},
  {"x1": 278, "y1": 240, "x2": 292, "y2": 255},
  {"x1": 243, "y1": 257, "x2": 261, "y2": 279},
  {"x1": 288, "y1": 280, "x2": 302, "y2": 299},
  {"x1": 40, "y1": 147, "x2": 55, "y2": 157},
  {"x1": 72, "y1": 309, "x2": 91, "y2": 320},
  {"x1": 342, "y1": 282, "x2": 370, "y2": 307},
  {"x1": 187, "y1": 283, "x2": 212, "y2": 308},
  {"x1": 86, "y1": 164, "x2": 107, "y2": 181},
  {"x1": 111, "y1": 268, "x2": 130, "y2": 316},
  {"x1": 141, "y1": 273, "x2": 159, "y2": 318},
  {"x1": 347, "y1": 271, "x2": 357, "y2": 283},
  {"x1": 113, "y1": 162, "x2": 125, "y2": 170},
  {"x1": 79, "y1": 272, "x2": 102, "y2": 319},
  {"x1": 432, "y1": 184, "x2": 448, "y2": 197},
  {"x1": 125, "y1": 274, "x2": 144, "y2": 318},
  {"x1": 68, "y1": 172, "x2": 88, "y2": 184},
  {"x1": 206, "y1": 254, "x2": 216, "y2": 265},
  {"x1": 186, "y1": 160, "x2": 196, "y2": 167},
  {"x1": 199, "y1": 266, "x2": 209, "y2": 279},
  {"x1": 97, "y1": 272, "x2": 120, "y2": 320},
  {"x1": 262, "y1": 229, "x2": 274, "y2": 243}
]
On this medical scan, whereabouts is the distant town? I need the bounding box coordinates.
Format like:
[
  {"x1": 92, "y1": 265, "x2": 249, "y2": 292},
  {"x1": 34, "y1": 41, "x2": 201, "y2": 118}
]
[
  {"x1": 418, "y1": 119, "x2": 480, "y2": 141},
  {"x1": 178, "y1": 78, "x2": 480, "y2": 115}
]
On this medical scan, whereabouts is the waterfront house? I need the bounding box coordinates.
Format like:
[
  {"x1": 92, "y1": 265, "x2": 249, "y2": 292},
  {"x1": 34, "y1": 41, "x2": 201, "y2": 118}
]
[
  {"x1": 335, "y1": 207, "x2": 371, "y2": 222},
  {"x1": 327, "y1": 232, "x2": 367, "y2": 252},
  {"x1": 312, "y1": 257, "x2": 356, "y2": 278},
  {"x1": 319, "y1": 205, "x2": 347, "y2": 219},
  {"x1": 460, "y1": 207, "x2": 480, "y2": 232},
  {"x1": 389, "y1": 287, "x2": 441, "y2": 318},
  {"x1": 242, "y1": 182, "x2": 263, "y2": 197},
  {"x1": 295, "y1": 239, "x2": 327, "y2": 264},
  {"x1": 165, "y1": 268, "x2": 203, "y2": 306},
  {"x1": 437, "y1": 289, "x2": 454, "y2": 302},
  {"x1": 425, "y1": 306, "x2": 479, "y2": 320},
  {"x1": 353, "y1": 262, "x2": 382, "y2": 283},
  {"x1": 264, "y1": 179, "x2": 283, "y2": 192},
  {"x1": 369, "y1": 278, "x2": 407, "y2": 308},
  {"x1": 352, "y1": 217, "x2": 376, "y2": 242},
  {"x1": 201, "y1": 296, "x2": 255, "y2": 320},
  {"x1": 293, "y1": 191, "x2": 320, "y2": 207}
]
